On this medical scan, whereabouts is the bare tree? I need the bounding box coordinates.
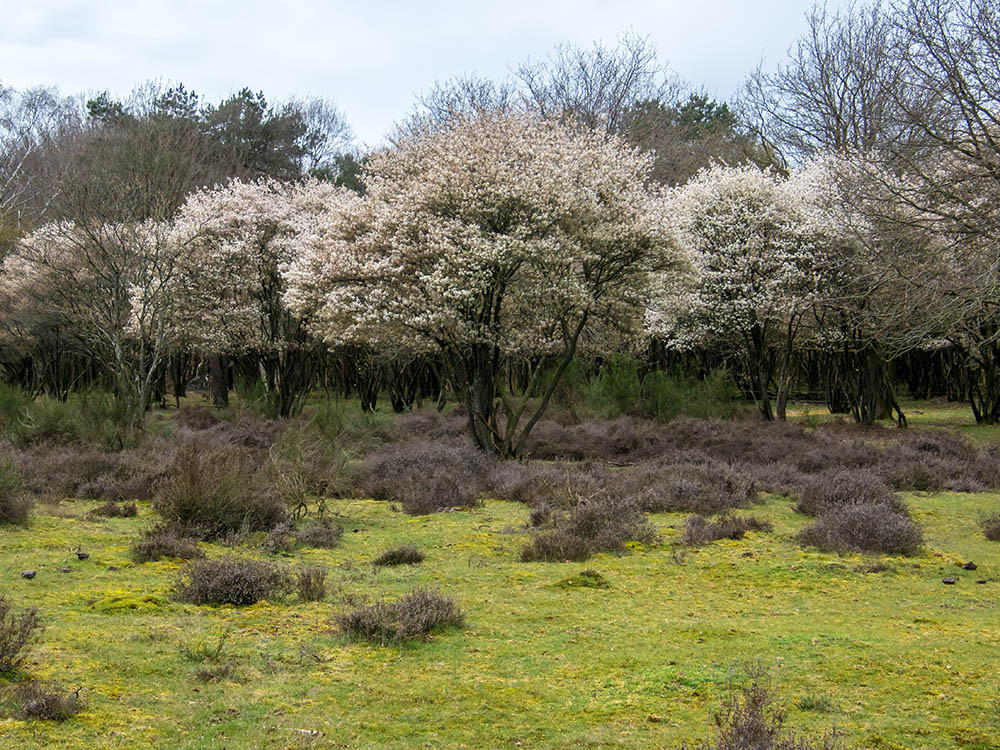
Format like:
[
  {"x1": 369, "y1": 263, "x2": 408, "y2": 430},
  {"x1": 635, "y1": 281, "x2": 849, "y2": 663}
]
[
  {"x1": 740, "y1": 1, "x2": 910, "y2": 164},
  {"x1": 515, "y1": 32, "x2": 680, "y2": 134}
]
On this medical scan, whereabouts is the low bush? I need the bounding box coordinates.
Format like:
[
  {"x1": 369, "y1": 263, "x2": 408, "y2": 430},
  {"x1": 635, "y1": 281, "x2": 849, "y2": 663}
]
[
  {"x1": 521, "y1": 495, "x2": 656, "y2": 562},
  {"x1": 373, "y1": 545, "x2": 425, "y2": 567},
  {"x1": 295, "y1": 566, "x2": 328, "y2": 602},
  {"x1": 294, "y1": 519, "x2": 343, "y2": 548},
  {"x1": 0, "y1": 595, "x2": 43, "y2": 674},
  {"x1": 173, "y1": 557, "x2": 291, "y2": 606},
  {"x1": 90, "y1": 500, "x2": 138, "y2": 518},
  {"x1": 798, "y1": 503, "x2": 923, "y2": 555},
  {"x1": 129, "y1": 527, "x2": 204, "y2": 563},
  {"x1": 794, "y1": 469, "x2": 904, "y2": 517},
  {"x1": 354, "y1": 440, "x2": 493, "y2": 514},
  {"x1": 683, "y1": 666, "x2": 842, "y2": 749},
  {"x1": 682, "y1": 513, "x2": 773, "y2": 545},
  {"x1": 0, "y1": 456, "x2": 31, "y2": 524},
  {"x1": 621, "y1": 460, "x2": 759, "y2": 514},
  {"x1": 5, "y1": 681, "x2": 82, "y2": 721},
  {"x1": 336, "y1": 588, "x2": 464, "y2": 645},
  {"x1": 981, "y1": 511, "x2": 1000, "y2": 542},
  {"x1": 153, "y1": 440, "x2": 287, "y2": 540}
]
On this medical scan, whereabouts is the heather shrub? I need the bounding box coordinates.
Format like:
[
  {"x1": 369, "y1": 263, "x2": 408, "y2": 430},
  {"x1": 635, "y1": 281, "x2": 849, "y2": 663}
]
[
  {"x1": 682, "y1": 513, "x2": 773, "y2": 545},
  {"x1": 0, "y1": 595, "x2": 43, "y2": 674},
  {"x1": 295, "y1": 566, "x2": 328, "y2": 602},
  {"x1": 683, "y1": 667, "x2": 842, "y2": 749},
  {"x1": 336, "y1": 588, "x2": 464, "y2": 645},
  {"x1": 619, "y1": 460, "x2": 758, "y2": 514},
  {"x1": 130, "y1": 527, "x2": 204, "y2": 563},
  {"x1": 0, "y1": 456, "x2": 31, "y2": 525},
  {"x1": 90, "y1": 500, "x2": 138, "y2": 518},
  {"x1": 175, "y1": 406, "x2": 224, "y2": 431},
  {"x1": 354, "y1": 439, "x2": 493, "y2": 514},
  {"x1": 154, "y1": 440, "x2": 287, "y2": 540},
  {"x1": 795, "y1": 469, "x2": 904, "y2": 517},
  {"x1": 4, "y1": 681, "x2": 82, "y2": 721},
  {"x1": 11, "y1": 443, "x2": 165, "y2": 502},
  {"x1": 981, "y1": 511, "x2": 1000, "y2": 542},
  {"x1": 521, "y1": 495, "x2": 656, "y2": 562},
  {"x1": 173, "y1": 557, "x2": 292, "y2": 605},
  {"x1": 373, "y1": 545, "x2": 425, "y2": 567},
  {"x1": 294, "y1": 519, "x2": 343, "y2": 548},
  {"x1": 798, "y1": 503, "x2": 923, "y2": 555}
]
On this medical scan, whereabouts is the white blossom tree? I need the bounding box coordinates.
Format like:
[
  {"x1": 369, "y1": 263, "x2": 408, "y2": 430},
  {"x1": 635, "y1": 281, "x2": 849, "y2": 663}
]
[
  {"x1": 658, "y1": 164, "x2": 821, "y2": 420},
  {"x1": 168, "y1": 178, "x2": 338, "y2": 417},
  {"x1": 284, "y1": 112, "x2": 685, "y2": 456}
]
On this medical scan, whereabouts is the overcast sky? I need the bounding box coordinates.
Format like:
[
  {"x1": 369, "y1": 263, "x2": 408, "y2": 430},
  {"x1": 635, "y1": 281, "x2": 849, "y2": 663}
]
[{"x1": 1, "y1": 0, "x2": 839, "y2": 148}]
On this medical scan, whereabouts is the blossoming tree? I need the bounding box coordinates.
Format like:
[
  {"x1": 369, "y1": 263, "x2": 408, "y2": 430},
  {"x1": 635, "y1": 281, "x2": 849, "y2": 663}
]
[
  {"x1": 658, "y1": 164, "x2": 820, "y2": 420},
  {"x1": 169, "y1": 178, "x2": 338, "y2": 417},
  {"x1": 284, "y1": 112, "x2": 685, "y2": 456}
]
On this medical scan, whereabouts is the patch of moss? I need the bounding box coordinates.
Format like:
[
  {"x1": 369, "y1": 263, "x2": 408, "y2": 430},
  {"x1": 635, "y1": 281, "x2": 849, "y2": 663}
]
[
  {"x1": 552, "y1": 569, "x2": 610, "y2": 590},
  {"x1": 88, "y1": 592, "x2": 166, "y2": 613}
]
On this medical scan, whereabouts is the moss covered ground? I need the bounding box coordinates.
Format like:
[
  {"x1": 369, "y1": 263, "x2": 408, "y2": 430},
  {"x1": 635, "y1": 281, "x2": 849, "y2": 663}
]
[{"x1": 0, "y1": 484, "x2": 998, "y2": 748}]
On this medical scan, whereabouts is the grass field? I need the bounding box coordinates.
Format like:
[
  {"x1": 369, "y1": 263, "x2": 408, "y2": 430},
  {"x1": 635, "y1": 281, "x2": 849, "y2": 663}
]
[{"x1": 2, "y1": 470, "x2": 999, "y2": 748}]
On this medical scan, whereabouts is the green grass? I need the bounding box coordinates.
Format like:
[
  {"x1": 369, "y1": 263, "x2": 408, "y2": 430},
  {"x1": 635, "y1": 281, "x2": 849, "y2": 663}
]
[{"x1": 2, "y1": 487, "x2": 1000, "y2": 748}]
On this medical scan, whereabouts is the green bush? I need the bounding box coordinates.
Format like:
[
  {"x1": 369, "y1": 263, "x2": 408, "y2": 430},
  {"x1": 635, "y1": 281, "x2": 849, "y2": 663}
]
[
  {"x1": 0, "y1": 456, "x2": 31, "y2": 524},
  {"x1": 584, "y1": 355, "x2": 642, "y2": 417},
  {"x1": 638, "y1": 368, "x2": 741, "y2": 421}
]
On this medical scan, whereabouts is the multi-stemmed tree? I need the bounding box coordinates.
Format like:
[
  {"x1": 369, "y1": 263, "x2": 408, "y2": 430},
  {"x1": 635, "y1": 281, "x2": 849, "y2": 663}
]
[{"x1": 284, "y1": 112, "x2": 686, "y2": 456}]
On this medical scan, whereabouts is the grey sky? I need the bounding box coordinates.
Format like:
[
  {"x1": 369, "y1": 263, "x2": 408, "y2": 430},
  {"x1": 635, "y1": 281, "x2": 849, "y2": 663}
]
[{"x1": 1, "y1": 1, "x2": 835, "y2": 147}]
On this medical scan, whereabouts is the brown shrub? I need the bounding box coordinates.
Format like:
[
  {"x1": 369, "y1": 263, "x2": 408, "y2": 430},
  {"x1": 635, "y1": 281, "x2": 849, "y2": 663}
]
[
  {"x1": 373, "y1": 545, "x2": 425, "y2": 567},
  {"x1": 336, "y1": 588, "x2": 464, "y2": 645},
  {"x1": 794, "y1": 469, "x2": 904, "y2": 517},
  {"x1": 354, "y1": 440, "x2": 494, "y2": 514},
  {"x1": 173, "y1": 557, "x2": 292, "y2": 605},
  {"x1": 981, "y1": 511, "x2": 1000, "y2": 542},
  {"x1": 683, "y1": 666, "x2": 842, "y2": 749},
  {"x1": 153, "y1": 440, "x2": 287, "y2": 540},
  {"x1": 295, "y1": 566, "x2": 327, "y2": 602},
  {"x1": 6, "y1": 681, "x2": 82, "y2": 721},
  {"x1": 130, "y1": 527, "x2": 204, "y2": 563},
  {"x1": 682, "y1": 513, "x2": 774, "y2": 545},
  {"x1": 90, "y1": 500, "x2": 138, "y2": 518},
  {"x1": 0, "y1": 595, "x2": 43, "y2": 674},
  {"x1": 798, "y1": 503, "x2": 923, "y2": 555},
  {"x1": 521, "y1": 495, "x2": 656, "y2": 562}
]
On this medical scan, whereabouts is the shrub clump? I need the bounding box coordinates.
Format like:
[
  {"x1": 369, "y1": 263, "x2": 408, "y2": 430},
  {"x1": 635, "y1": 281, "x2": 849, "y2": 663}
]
[
  {"x1": 173, "y1": 557, "x2": 291, "y2": 606},
  {"x1": 0, "y1": 596, "x2": 43, "y2": 674},
  {"x1": 354, "y1": 440, "x2": 493, "y2": 514},
  {"x1": 798, "y1": 502, "x2": 923, "y2": 555},
  {"x1": 130, "y1": 527, "x2": 204, "y2": 563},
  {"x1": 682, "y1": 513, "x2": 774, "y2": 545},
  {"x1": 0, "y1": 456, "x2": 32, "y2": 525},
  {"x1": 521, "y1": 495, "x2": 657, "y2": 562},
  {"x1": 5, "y1": 681, "x2": 82, "y2": 721},
  {"x1": 153, "y1": 441, "x2": 288, "y2": 540},
  {"x1": 336, "y1": 589, "x2": 464, "y2": 645},
  {"x1": 293, "y1": 519, "x2": 343, "y2": 548},
  {"x1": 91, "y1": 500, "x2": 138, "y2": 518},
  {"x1": 373, "y1": 545, "x2": 425, "y2": 567},
  {"x1": 795, "y1": 469, "x2": 905, "y2": 517},
  {"x1": 295, "y1": 566, "x2": 328, "y2": 602},
  {"x1": 683, "y1": 667, "x2": 842, "y2": 749},
  {"x1": 981, "y1": 511, "x2": 1000, "y2": 542}
]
